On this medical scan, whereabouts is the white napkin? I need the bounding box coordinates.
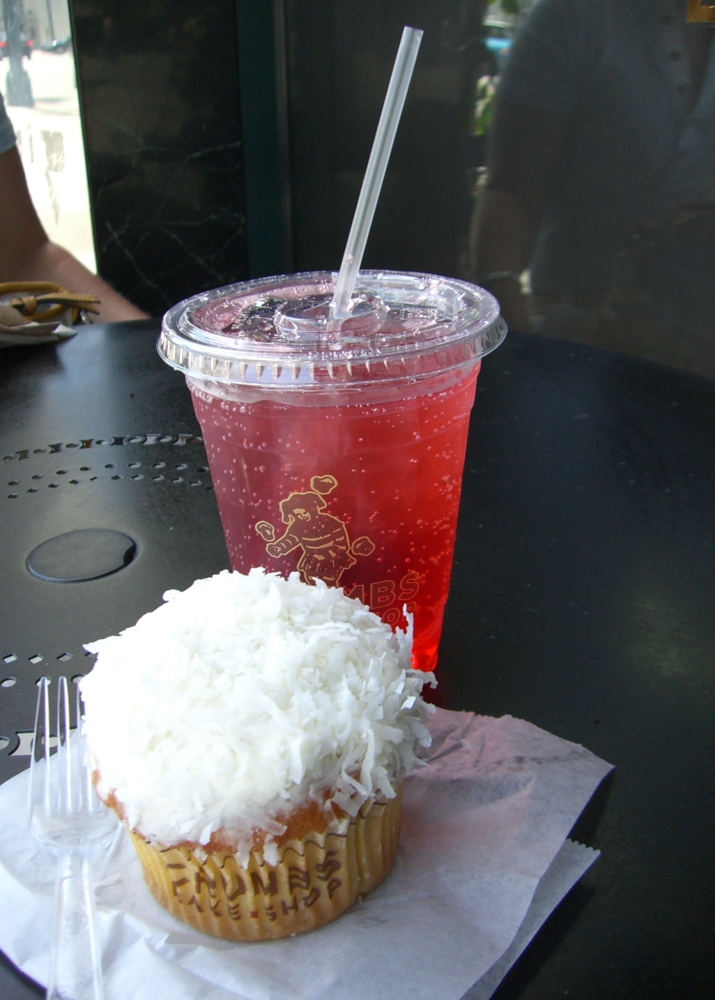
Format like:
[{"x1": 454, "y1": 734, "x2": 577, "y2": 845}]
[
  {"x1": 0, "y1": 322, "x2": 77, "y2": 347},
  {"x1": 463, "y1": 837, "x2": 596, "y2": 1000},
  {"x1": 0, "y1": 709, "x2": 612, "y2": 1000}
]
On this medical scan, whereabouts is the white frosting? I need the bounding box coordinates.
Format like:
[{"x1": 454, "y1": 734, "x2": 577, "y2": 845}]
[{"x1": 81, "y1": 569, "x2": 433, "y2": 854}]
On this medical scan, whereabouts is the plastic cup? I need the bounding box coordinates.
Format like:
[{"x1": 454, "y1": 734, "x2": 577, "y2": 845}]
[{"x1": 159, "y1": 270, "x2": 506, "y2": 673}]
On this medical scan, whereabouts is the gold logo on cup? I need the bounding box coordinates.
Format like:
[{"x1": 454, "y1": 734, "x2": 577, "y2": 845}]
[{"x1": 256, "y1": 475, "x2": 375, "y2": 587}]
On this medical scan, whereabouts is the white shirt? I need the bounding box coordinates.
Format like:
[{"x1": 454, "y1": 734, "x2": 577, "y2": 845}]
[{"x1": 498, "y1": 0, "x2": 715, "y2": 304}]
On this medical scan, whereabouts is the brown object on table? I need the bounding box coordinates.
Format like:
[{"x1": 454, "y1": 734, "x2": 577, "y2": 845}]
[
  {"x1": 0, "y1": 281, "x2": 100, "y2": 324},
  {"x1": 0, "y1": 300, "x2": 68, "y2": 345}
]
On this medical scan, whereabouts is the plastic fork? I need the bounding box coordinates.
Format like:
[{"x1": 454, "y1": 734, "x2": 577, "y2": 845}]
[{"x1": 28, "y1": 676, "x2": 119, "y2": 1000}]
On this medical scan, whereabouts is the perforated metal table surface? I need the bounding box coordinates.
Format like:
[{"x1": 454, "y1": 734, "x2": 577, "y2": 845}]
[{"x1": 1, "y1": 321, "x2": 714, "y2": 999}]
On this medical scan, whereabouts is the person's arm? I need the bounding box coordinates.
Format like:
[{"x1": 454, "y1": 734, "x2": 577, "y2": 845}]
[
  {"x1": 472, "y1": 98, "x2": 567, "y2": 331},
  {"x1": 0, "y1": 145, "x2": 149, "y2": 322},
  {"x1": 470, "y1": 0, "x2": 592, "y2": 330}
]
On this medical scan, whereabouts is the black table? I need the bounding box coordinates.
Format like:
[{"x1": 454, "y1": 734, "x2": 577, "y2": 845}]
[{"x1": 1, "y1": 322, "x2": 713, "y2": 999}]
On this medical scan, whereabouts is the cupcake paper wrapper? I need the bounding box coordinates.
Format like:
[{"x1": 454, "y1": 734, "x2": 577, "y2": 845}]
[{"x1": 129, "y1": 789, "x2": 401, "y2": 941}]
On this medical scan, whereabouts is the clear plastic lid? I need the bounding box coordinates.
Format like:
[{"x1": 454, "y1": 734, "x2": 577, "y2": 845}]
[{"x1": 158, "y1": 270, "x2": 507, "y2": 390}]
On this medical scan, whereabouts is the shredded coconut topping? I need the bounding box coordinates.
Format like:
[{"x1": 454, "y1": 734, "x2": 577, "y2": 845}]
[{"x1": 81, "y1": 569, "x2": 433, "y2": 852}]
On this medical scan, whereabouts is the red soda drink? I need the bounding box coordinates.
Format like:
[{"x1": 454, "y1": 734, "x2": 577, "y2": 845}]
[{"x1": 160, "y1": 272, "x2": 505, "y2": 673}]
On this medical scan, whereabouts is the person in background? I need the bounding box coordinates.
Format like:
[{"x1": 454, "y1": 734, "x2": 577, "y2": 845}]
[
  {"x1": 0, "y1": 91, "x2": 148, "y2": 323},
  {"x1": 470, "y1": 0, "x2": 715, "y2": 375}
]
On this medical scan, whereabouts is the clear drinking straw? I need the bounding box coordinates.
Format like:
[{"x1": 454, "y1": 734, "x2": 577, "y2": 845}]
[{"x1": 329, "y1": 26, "x2": 423, "y2": 322}]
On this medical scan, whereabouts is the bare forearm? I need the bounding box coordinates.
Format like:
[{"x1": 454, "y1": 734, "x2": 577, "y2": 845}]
[
  {"x1": 471, "y1": 97, "x2": 568, "y2": 331},
  {"x1": 0, "y1": 145, "x2": 148, "y2": 322},
  {"x1": 10, "y1": 241, "x2": 149, "y2": 322}
]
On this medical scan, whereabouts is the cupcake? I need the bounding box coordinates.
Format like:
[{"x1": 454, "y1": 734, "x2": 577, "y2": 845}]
[{"x1": 80, "y1": 569, "x2": 432, "y2": 940}]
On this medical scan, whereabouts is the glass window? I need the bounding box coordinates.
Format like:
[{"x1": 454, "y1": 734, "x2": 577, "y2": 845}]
[{"x1": 1, "y1": 0, "x2": 96, "y2": 272}]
